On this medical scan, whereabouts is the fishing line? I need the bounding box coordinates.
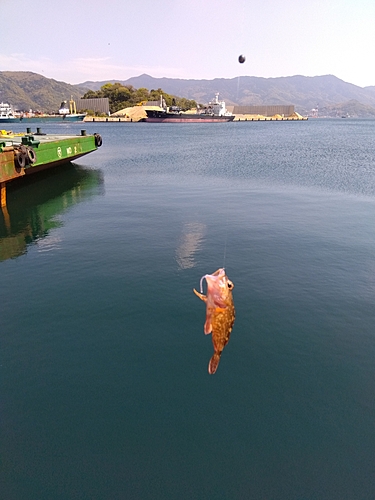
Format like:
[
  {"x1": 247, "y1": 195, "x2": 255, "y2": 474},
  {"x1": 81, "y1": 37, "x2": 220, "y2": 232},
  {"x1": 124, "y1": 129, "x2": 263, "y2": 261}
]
[
  {"x1": 222, "y1": 136, "x2": 234, "y2": 270},
  {"x1": 221, "y1": 2, "x2": 247, "y2": 271},
  {"x1": 222, "y1": 204, "x2": 229, "y2": 270},
  {"x1": 236, "y1": 75, "x2": 241, "y2": 104}
]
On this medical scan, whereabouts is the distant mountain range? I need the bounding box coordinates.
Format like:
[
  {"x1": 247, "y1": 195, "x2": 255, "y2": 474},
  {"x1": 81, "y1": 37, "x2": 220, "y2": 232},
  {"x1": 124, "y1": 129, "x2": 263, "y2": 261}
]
[
  {"x1": 2, "y1": 71, "x2": 375, "y2": 117},
  {"x1": 81, "y1": 74, "x2": 375, "y2": 117}
]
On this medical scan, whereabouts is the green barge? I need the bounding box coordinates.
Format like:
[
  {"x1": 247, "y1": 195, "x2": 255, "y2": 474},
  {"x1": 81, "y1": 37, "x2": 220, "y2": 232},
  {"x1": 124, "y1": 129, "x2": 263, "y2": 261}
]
[{"x1": 0, "y1": 128, "x2": 102, "y2": 207}]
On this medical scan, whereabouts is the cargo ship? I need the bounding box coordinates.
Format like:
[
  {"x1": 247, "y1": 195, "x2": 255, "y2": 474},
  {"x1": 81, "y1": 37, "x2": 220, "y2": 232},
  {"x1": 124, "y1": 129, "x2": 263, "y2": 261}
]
[
  {"x1": 0, "y1": 98, "x2": 86, "y2": 123},
  {"x1": 0, "y1": 128, "x2": 102, "y2": 207},
  {"x1": 144, "y1": 93, "x2": 234, "y2": 123}
]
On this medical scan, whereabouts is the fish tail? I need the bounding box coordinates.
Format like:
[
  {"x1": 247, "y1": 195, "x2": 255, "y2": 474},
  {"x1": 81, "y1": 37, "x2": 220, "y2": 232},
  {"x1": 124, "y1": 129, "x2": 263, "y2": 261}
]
[{"x1": 208, "y1": 352, "x2": 221, "y2": 375}]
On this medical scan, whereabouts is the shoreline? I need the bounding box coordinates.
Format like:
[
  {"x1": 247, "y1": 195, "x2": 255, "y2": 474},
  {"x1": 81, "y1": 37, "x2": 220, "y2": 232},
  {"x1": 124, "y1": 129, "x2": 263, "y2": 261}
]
[{"x1": 83, "y1": 114, "x2": 308, "y2": 122}]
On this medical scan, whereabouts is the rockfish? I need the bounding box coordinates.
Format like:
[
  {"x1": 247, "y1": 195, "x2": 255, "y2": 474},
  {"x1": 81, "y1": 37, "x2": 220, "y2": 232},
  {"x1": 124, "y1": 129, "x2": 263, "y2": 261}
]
[{"x1": 193, "y1": 268, "x2": 235, "y2": 374}]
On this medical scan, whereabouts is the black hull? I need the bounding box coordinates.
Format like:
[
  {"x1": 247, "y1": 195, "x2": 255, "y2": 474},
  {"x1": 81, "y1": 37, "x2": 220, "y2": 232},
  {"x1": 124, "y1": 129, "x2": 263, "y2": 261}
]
[{"x1": 145, "y1": 110, "x2": 234, "y2": 123}]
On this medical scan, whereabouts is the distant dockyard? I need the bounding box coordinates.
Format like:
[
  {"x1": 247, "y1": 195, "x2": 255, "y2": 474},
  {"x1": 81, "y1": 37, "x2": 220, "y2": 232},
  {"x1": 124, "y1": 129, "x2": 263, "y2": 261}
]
[{"x1": 84, "y1": 103, "x2": 307, "y2": 122}]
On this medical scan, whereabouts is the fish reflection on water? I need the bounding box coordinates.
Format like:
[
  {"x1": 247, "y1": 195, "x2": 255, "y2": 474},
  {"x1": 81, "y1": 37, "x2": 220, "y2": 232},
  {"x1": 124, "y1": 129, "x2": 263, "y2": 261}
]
[
  {"x1": 194, "y1": 268, "x2": 236, "y2": 374},
  {"x1": 175, "y1": 222, "x2": 206, "y2": 270}
]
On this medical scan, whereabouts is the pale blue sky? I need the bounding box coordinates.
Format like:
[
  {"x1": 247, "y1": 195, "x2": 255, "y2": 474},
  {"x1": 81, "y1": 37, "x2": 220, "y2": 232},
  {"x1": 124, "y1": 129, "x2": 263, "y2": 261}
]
[{"x1": 1, "y1": 0, "x2": 374, "y2": 87}]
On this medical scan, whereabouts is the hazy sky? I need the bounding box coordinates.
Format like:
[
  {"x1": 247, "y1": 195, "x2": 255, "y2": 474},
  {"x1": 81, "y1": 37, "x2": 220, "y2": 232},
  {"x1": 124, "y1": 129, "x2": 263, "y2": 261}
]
[{"x1": 1, "y1": 0, "x2": 374, "y2": 87}]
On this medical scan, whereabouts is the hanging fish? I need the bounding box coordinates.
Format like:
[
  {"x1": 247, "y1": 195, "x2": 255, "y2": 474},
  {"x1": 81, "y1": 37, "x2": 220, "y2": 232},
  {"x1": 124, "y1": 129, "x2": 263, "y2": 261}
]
[{"x1": 193, "y1": 268, "x2": 235, "y2": 374}]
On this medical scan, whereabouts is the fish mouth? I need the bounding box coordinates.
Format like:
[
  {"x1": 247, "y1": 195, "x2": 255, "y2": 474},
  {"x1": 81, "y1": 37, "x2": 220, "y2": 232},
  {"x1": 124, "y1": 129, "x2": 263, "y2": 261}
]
[
  {"x1": 199, "y1": 268, "x2": 225, "y2": 293},
  {"x1": 212, "y1": 268, "x2": 225, "y2": 277}
]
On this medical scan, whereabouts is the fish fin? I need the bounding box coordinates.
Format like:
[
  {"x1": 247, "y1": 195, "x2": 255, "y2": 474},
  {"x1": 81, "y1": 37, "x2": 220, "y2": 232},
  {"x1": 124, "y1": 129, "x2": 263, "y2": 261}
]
[
  {"x1": 193, "y1": 288, "x2": 207, "y2": 302},
  {"x1": 204, "y1": 317, "x2": 212, "y2": 335},
  {"x1": 208, "y1": 352, "x2": 221, "y2": 374}
]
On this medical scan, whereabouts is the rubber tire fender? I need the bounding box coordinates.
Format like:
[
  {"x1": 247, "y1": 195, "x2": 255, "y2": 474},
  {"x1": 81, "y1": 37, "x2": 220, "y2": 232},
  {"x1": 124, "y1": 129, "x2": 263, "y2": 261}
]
[
  {"x1": 15, "y1": 152, "x2": 26, "y2": 169},
  {"x1": 27, "y1": 146, "x2": 37, "y2": 164},
  {"x1": 94, "y1": 133, "x2": 102, "y2": 147},
  {"x1": 19, "y1": 145, "x2": 28, "y2": 156}
]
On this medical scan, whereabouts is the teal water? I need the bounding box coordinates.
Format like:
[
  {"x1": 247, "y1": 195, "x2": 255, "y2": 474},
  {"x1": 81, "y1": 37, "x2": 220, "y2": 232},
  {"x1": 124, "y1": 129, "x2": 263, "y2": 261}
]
[{"x1": 1, "y1": 120, "x2": 375, "y2": 499}]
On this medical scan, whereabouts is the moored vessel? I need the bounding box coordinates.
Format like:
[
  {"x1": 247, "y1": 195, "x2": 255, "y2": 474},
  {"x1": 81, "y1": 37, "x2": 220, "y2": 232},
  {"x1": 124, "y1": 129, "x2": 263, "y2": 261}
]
[
  {"x1": 145, "y1": 93, "x2": 234, "y2": 123},
  {"x1": 0, "y1": 128, "x2": 102, "y2": 206},
  {"x1": 0, "y1": 98, "x2": 86, "y2": 123}
]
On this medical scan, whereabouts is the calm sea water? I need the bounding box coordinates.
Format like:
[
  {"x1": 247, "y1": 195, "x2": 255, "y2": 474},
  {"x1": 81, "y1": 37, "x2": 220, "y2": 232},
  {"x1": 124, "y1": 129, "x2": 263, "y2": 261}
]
[{"x1": 1, "y1": 119, "x2": 375, "y2": 499}]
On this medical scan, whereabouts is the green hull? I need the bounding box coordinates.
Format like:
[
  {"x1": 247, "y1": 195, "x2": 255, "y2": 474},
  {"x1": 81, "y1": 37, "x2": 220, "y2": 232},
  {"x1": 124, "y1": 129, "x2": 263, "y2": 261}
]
[
  {"x1": 0, "y1": 129, "x2": 102, "y2": 207},
  {"x1": 0, "y1": 130, "x2": 102, "y2": 184}
]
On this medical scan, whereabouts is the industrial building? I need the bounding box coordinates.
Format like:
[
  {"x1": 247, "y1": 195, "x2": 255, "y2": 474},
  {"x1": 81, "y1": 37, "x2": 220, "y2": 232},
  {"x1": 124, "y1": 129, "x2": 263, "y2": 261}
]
[
  {"x1": 227, "y1": 105, "x2": 295, "y2": 117},
  {"x1": 76, "y1": 98, "x2": 110, "y2": 115}
]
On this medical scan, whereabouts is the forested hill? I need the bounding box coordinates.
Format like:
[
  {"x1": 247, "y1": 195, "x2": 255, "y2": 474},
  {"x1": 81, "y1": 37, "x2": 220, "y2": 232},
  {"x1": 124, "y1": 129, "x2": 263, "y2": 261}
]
[
  {"x1": 2, "y1": 70, "x2": 375, "y2": 117},
  {"x1": 81, "y1": 74, "x2": 375, "y2": 117},
  {"x1": 0, "y1": 72, "x2": 89, "y2": 112}
]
